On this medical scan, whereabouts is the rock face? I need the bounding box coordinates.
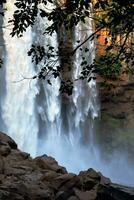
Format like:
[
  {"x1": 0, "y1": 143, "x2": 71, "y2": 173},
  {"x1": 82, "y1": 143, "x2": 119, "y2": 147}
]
[
  {"x1": 95, "y1": 79, "x2": 134, "y2": 159},
  {"x1": 0, "y1": 132, "x2": 134, "y2": 200}
]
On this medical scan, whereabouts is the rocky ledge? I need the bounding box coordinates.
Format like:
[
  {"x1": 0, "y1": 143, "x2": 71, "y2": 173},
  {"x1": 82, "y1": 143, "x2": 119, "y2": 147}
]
[{"x1": 0, "y1": 132, "x2": 134, "y2": 200}]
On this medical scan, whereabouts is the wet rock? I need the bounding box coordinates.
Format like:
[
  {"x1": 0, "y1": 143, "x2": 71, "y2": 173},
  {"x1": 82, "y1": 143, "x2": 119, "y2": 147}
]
[
  {"x1": 79, "y1": 168, "x2": 100, "y2": 190},
  {"x1": 74, "y1": 188, "x2": 97, "y2": 200},
  {"x1": 0, "y1": 143, "x2": 11, "y2": 156},
  {"x1": 68, "y1": 196, "x2": 79, "y2": 200},
  {"x1": 0, "y1": 190, "x2": 10, "y2": 200},
  {"x1": 80, "y1": 168, "x2": 101, "y2": 180},
  {"x1": 0, "y1": 132, "x2": 133, "y2": 200},
  {"x1": 53, "y1": 173, "x2": 81, "y2": 190},
  {"x1": 98, "y1": 79, "x2": 134, "y2": 159},
  {"x1": 34, "y1": 155, "x2": 67, "y2": 174},
  {"x1": 0, "y1": 132, "x2": 17, "y2": 149},
  {"x1": 56, "y1": 188, "x2": 74, "y2": 200},
  {"x1": 98, "y1": 172, "x2": 111, "y2": 185},
  {"x1": 97, "y1": 183, "x2": 134, "y2": 200},
  {"x1": 25, "y1": 183, "x2": 54, "y2": 200},
  {"x1": 110, "y1": 112, "x2": 126, "y2": 119},
  {"x1": 40, "y1": 170, "x2": 59, "y2": 182}
]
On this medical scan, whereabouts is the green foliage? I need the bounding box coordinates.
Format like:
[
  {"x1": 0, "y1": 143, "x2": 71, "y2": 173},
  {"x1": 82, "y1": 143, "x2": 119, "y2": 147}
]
[
  {"x1": 94, "y1": 0, "x2": 134, "y2": 69},
  {"x1": 9, "y1": 0, "x2": 38, "y2": 37},
  {"x1": 59, "y1": 80, "x2": 73, "y2": 96},
  {"x1": 0, "y1": 0, "x2": 6, "y2": 16},
  {"x1": 0, "y1": 0, "x2": 6, "y2": 5},
  {"x1": 28, "y1": 44, "x2": 60, "y2": 81},
  {"x1": 79, "y1": 47, "x2": 96, "y2": 81},
  {"x1": 94, "y1": 53, "x2": 122, "y2": 79},
  {"x1": 0, "y1": 0, "x2": 134, "y2": 95}
]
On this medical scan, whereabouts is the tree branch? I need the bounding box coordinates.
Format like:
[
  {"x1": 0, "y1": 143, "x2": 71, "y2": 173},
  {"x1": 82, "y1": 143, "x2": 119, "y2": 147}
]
[{"x1": 72, "y1": 26, "x2": 103, "y2": 55}]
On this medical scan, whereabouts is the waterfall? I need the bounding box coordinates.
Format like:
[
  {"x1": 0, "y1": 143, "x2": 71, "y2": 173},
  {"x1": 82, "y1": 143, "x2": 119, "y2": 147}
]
[
  {"x1": 1, "y1": 1, "x2": 39, "y2": 156},
  {"x1": 0, "y1": 6, "x2": 6, "y2": 131},
  {"x1": 72, "y1": 16, "x2": 99, "y2": 144},
  {"x1": 61, "y1": 17, "x2": 100, "y2": 172},
  {"x1": 33, "y1": 5, "x2": 62, "y2": 157},
  {"x1": 1, "y1": 1, "x2": 134, "y2": 186},
  {"x1": 1, "y1": 1, "x2": 99, "y2": 171},
  {"x1": 34, "y1": 10, "x2": 100, "y2": 172}
]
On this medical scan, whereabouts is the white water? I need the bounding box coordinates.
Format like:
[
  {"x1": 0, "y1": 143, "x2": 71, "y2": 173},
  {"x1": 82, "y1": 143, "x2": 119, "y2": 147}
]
[
  {"x1": 2, "y1": 1, "x2": 39, "y2": 156},
  {"x1": 1, "y1": 1, "x2": 99, "y2": 169},
  {"x1": 33, "y1": 8, "x2": 100, "y2": 172},
  {"x1": 0, "y1": 2, "x2": 134, "y2": 186}
]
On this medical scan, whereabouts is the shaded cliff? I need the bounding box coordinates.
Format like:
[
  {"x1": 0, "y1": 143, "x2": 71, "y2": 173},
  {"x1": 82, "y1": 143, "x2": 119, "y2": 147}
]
[{"x1": 95, "y1": 75, "x2": 134, "y2": 164}]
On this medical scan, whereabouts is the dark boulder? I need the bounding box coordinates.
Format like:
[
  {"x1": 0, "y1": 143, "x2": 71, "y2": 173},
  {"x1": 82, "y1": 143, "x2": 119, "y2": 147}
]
[{"x1": 0, "y1": 132, "x2": 133, "y2": 200}]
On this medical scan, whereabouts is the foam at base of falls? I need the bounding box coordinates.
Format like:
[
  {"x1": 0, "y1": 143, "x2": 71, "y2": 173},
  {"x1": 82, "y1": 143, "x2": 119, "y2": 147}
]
[{"x1": 37, "y1": 133, "x2": 134, "y2": 187}]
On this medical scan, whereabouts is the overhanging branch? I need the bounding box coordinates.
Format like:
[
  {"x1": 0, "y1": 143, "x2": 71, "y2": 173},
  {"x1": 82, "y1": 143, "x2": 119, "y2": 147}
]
[{"x1": 72, "y1": 26, "x2": 103, "y2": 55}]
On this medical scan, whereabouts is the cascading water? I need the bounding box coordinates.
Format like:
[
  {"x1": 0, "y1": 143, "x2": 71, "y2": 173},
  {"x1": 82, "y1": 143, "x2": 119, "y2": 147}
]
[
  {"x1": 33, "y1": 4, "x2": 62, "y2": 158},
  {"x1": 1, "y1": 1, "x2": 134, "y2": 186},
  {"x1": 1, "y1": 1, "x2": 99, "y2": 171},
  {"x1": 73, "y1": 16, "x2": 99, "y2": 144},
  {"x1": 1, "y1": 1, "x2": 39, "y2": 156},
  {"x1": 0, "y1": 9, "x2": 6, "y2": 131}
]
